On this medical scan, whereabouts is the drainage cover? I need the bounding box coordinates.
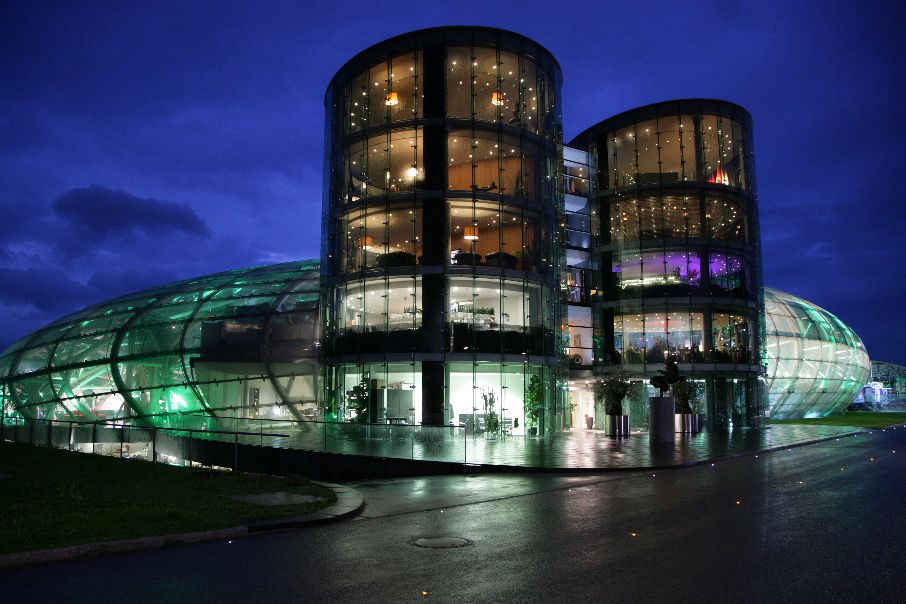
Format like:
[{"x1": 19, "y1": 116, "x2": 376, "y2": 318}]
[{"x1": 410, "y1": 537, "x2": 471, "y2": 549}]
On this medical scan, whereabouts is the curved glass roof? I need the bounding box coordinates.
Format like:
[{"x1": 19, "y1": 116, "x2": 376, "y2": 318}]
[
  {"x1": 0, "y1": 260, "x2": 320, "y2": 426},
  {"x1": 764, "y1": 287, "x2": 869, "y2": 419}
]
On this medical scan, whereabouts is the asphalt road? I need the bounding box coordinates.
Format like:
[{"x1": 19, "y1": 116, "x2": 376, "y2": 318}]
[{"x1": 4, "y1": 429, "x2": 906, "y2": 603}]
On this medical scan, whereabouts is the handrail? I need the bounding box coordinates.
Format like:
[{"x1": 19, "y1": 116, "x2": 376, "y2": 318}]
[{"x1": 0, "y1": 416, "x2": 289, "y2": 439}]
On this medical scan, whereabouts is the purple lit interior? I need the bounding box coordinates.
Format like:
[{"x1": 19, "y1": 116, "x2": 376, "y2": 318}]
[{"x1": 710, "y1": 253, "x2": 743, "y2": 277}]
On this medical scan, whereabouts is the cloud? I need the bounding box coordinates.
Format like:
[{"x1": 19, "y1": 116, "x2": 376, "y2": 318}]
[
  {"x1": 0, "y1": 267, "x2": 95, "y2": 315},
  {"x1": 52, "y1": 185, "x2": 209, "y2": 240}
]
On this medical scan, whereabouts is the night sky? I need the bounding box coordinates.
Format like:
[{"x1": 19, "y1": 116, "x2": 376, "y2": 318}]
[{"x1": 2, "y1": 1, "x2": 904, "y2": 363}]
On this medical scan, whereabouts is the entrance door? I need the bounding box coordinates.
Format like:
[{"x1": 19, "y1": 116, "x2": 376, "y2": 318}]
[{"x1": 569, "y1": 387, "x2": 595, "y2": 429}]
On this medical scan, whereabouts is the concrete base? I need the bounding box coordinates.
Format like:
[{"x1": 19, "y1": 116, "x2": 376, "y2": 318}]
[
  {"x1": 649, "y1": 397, "x2": 676, "y2": 444},
  {"x1": 675, "y1": 413, "x2": 701, "y2": 433},
  {"x1": 605, "y1": 415, "x2": 630, "y2": 437}
]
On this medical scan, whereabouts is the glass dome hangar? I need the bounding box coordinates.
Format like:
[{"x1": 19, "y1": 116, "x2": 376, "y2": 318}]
[
  {"x1": 764, "y1": 287, "x2": 869, "y2": 419},
  {"x1": 0, "y1": 260, "x2": 320, "y2": 425},
  {"x1": 0, "y1": 267, "x2": 872, "y2": 426}
]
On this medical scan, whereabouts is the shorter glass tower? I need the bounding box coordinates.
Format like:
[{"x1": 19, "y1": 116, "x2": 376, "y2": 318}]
[{"x1": 569, "y1": 99, "x2": 766, "y2": 430}]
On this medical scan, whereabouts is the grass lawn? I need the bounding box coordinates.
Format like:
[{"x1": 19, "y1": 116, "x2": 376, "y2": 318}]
[
  {"x1": 771, "y1": 411, "x2": 906, "y2": 430},
  {"x1": 0, "y1": 442, "x2": 336, "y2": 555}
]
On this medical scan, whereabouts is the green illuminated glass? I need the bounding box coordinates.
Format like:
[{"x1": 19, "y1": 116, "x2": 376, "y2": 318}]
[
  {"x1": 0, "y1": 260, "x2": 321, "y2": 426},
  {"x1": 764, "y1": 287, "x2": 869, "y2": 419}
]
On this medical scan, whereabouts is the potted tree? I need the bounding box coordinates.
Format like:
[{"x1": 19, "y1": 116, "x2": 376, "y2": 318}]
[
  {"x1": 649, "y1": 358, "x2": 682, "y2": 443},
  {"x1": 346, "y1": 375, "x2": 370, "y2": 424},
  {"x1": 482, "y1": 389, "x2": 499, "y2": 439},
  {"x1": 594, "y1": 376, "x2": 631, "y2": 437},
  {"x1": 672, "y1": 378, "x2": 703, "y2": 433},
  {"x1": 524, "y1": 375, "x2": 543, "y2": 436}
]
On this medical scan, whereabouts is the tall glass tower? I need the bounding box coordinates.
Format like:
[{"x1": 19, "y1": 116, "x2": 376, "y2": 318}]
[{"x1": 321, "y1": 27, "x2": 564, "y2": 434}]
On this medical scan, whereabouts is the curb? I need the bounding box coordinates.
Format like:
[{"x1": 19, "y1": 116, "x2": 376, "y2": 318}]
[{"x1": 0, "y1": 481, "x2": 364, "y2": 570}]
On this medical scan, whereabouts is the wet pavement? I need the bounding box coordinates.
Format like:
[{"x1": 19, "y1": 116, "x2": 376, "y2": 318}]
[
  {"x1": 4, "y1": 427, "x2": 905, "y2": 602},
  {"x1": 274, "y1": 422, "x2": 864, "y2": 469}
]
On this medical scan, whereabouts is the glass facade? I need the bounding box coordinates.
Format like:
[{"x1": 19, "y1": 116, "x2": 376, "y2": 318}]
[
  {"x1": 569, "y1": 99, "x2": 766, "y2": 430},
  {"x1": 0, "y1": 261, "x2": 321, "y2": 425},
  {"x1": 321, "y1": 27, "x2": 564, "y2": 432},
  {"x1": 764, "y1": 287, "x2": 869, "y2": 418}
]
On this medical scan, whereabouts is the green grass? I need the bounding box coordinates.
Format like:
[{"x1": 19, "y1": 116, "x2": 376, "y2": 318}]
[
  {"x1": 771, "y1": 411, "x2": 906, "y2": 429},
  {"x1": 0, "y1": 442, "x2": 336, "y2": 554}
]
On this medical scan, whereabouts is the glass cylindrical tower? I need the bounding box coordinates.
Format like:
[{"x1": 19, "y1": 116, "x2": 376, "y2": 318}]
[
  {"x1": 569, "y1": 99, "x2": 766, "y2": 430},
  {"x1": 321, "y1": 27, "x2": 564, "y2": 434}
]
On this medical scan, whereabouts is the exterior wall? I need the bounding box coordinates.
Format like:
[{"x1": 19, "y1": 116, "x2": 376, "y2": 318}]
[
  {"x1": 0, "y1": 261, "x2": 321, "y2": 425},
  {"x1": 764, "y1": 287, "x2": 869, "y2": 418},
  {"x1": 562, "y1": 146, "x2": 599, "y2": 427},
  {"x1": 569, "y1": 99, "x2": 766, "y2": 430},
  {"x1": 320, "y1": 27, "x2": 565, "y2": 433}
]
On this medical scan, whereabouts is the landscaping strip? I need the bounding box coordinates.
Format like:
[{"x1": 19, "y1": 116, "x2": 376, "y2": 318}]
[{"x1": 0, "y1": 481, "x2": 363, "y2": 569}]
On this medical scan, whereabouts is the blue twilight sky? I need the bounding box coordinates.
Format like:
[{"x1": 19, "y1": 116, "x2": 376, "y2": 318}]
[{"x1": 1, "y1": 1, "x2": 904, "y2": 363}]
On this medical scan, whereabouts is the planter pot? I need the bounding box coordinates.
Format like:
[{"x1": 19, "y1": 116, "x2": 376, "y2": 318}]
[
  {"x1": 674, "y1": 413, "x2": 700, "y2": 433},
  {"x1": 527, "y1": 426, "x2": 538, "y2": 436},
  {"x1": 584, "y1": 415, "x2": 594, "y2": 429},
  {"x1": 649, "y1": 396, "x2": 676, "y2": 444},
  {"x1": 605, "y1": 414, "x2": 630, "y2": 437}
]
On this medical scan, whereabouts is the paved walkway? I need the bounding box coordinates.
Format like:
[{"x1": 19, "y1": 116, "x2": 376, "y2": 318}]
[
  {"x1": 277, "y1": 423, "x2": 863, "y2": 470},
  {"x1": 454, "y1": 423, "x2": 864, "y2": 469}
]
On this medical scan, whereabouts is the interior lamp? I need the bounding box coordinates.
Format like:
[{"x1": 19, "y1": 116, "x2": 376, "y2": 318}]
[
  {"x1": 491, "y1": 92, "x2": 504, "y2": 106},
  {"x1": 385, "y1": 92, "x2": 399, "y2": 106},
  {"x1": 464, "y1": 226, "x2": 479, "y2": 241},
  {"x1": 358, "y1": 235, "x2": 374, "y2": 250},
  {"x1": 407, "y1": 164, "x2": 418, "y2": 178}
]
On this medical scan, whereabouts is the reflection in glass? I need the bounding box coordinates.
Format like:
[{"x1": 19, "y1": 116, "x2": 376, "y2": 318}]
[
  {"x1": 339, "y1": 278, "x2": 422, "y2": 332},
  {"x1": 615, "y1": 250, "x2": 701, "y2": 295},
  {"x1": 709, "y1": 252, "x2": 749, "y2": 297},
  {"x1": 341, "y1": 206, "x2": 422, "y2": 271},
  {"x1": 613, "y1": 312, "x2": 705, "y2": 364},
  {"x1": 711, "y1": 312, "x2": 751, "y2": 363},
  {"x1": 608, "y1": 194, "x2": 701, "y2": 243},
  {"x1": 707, "y1": 195, "x2": 748, "y2": 241},
  {"x1": 446, "y1": 47, "x2": 542, "y2": 132},
  {"x1": 345, "y1": 130, "x2": 423, "y2": 201},
  {"x1": 449, "y1": 200, "x2": 537, "y2": 271},
  {"x1": 345, "y1": 52, "x2": 421, "y2": 133},
  {"x1": 448, "y1": 131, "x2": 536, "y2": 198},
  {"x1": 605, "y1": 113, "x2": 747, "y2": 190}
]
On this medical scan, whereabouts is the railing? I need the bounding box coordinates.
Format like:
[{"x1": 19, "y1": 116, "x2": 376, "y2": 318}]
[{"x1": 0, "y1": 413, "x2": 535, "y2": 469}]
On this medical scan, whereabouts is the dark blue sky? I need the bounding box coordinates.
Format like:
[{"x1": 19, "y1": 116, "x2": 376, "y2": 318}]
[{"x1": 1, "y1": 1, "x2": 904, "y2": 363}]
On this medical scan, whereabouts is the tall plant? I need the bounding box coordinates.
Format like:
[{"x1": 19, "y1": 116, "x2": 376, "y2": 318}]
[
  {"x1": 649, "y1": 358, "x2": 682, "y2": 396},
  {"x1": 346, "y1": 374, "x2": 370, "y2": 423},
  {"x1": 593, "y1": 376, "x2": 631, "y2": 416},
  {"x1": 524, "y1": 375, "x2": 543, "y2": 429},
  {"x1": 482, "y1": 389, "x2": 499, "y2": 433},
  {"x1": 672, "y1": 379, "x2": 702, "y2": 414}
]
